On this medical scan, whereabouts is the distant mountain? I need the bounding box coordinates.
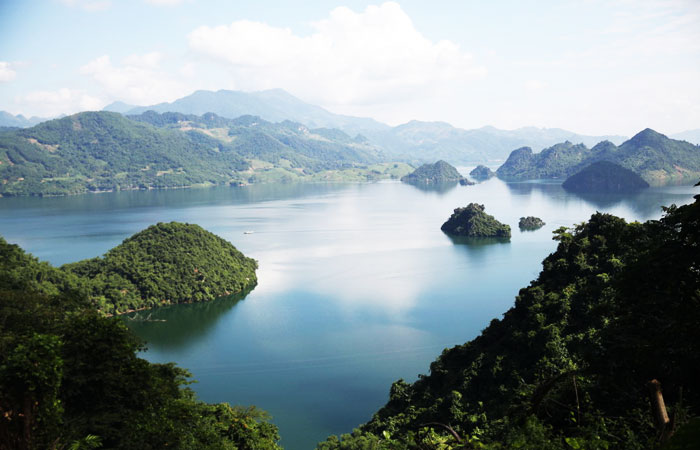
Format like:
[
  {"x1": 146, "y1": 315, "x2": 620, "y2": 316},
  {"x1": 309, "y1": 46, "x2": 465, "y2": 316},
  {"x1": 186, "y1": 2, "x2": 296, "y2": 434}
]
[
  {"x1": 102, "y1": 101, "x2": 139, "y2": 114},
  {"x1": 362, "y1": 121, "x2": 627, "y2": 164},
  {"x1": 0, "y1": 111, "x2": 48, "y2": 128},
  {"x1": 672, "y1": 129, "x2": 700, "y2": 145},
  {"x1": 0, "y1": 111, "x2": 398, "y2": 197},
  {"x1": 497, "y1": 128, "x2": 700, "y2": 185},
  {"x1": 562, "y1": 161, "x2": 649, "y2": 193},
  {"x1": 110, "y1": 89, "x2": 627, "y2": 163},
  {"x1": 119, "y1": 89, "x2": 389, "y2": 136}
]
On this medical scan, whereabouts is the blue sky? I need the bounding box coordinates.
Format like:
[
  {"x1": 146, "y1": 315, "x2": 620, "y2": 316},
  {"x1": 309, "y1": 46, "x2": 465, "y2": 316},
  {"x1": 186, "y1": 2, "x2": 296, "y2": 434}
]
[{"x1": 1, "y1": 0, "x2": 699, "y2": 135}]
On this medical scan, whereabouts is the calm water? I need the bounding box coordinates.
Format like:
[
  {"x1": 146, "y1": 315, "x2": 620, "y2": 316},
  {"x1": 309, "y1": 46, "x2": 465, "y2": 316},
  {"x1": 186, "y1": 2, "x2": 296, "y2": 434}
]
[{"x1": 1, "y1": 176, "x2": 697, "y2": 449}]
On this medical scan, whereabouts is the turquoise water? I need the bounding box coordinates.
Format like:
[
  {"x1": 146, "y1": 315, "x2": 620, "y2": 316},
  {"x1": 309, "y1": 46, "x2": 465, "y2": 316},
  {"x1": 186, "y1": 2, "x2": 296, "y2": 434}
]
[{"x1": 1, "y1": 177, "x2": 697, "y2": 449}]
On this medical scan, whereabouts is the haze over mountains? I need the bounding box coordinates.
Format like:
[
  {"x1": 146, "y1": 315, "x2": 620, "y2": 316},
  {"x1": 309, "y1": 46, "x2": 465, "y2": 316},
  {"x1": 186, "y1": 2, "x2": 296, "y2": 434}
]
[
  {"x1": 103, "y1": 89, "x2": 630, "y2": 163},
  {"x1": 3, "y1": 88, "x2": 698, "y2": 163}
]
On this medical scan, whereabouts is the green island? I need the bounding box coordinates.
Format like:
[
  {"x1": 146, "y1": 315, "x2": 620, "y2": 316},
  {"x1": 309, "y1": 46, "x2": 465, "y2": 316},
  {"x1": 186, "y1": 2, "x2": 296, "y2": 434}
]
[
  {"x1": 0, "y1": 111, "x2": 412, "y2": 197},
  {"x1": 469, "y1": 164, "x2": 496, "y2": 180},
  {"x1": 401, "y1": 160, "x2": 468, "y2": 186},
  {"x1": 0, "y1": 226, "x2": 278, "y2": 449},
  {"x1": 563, "y1": 161, "x2": 650, "y2": 193},
  {"x1": 2, "y1": 222, "x2": 257, "y2": 315},
  {"x1": 441, "y1": 203, "x2": 511, "y2": 238},
  {"x1": 519, "y1": 216, "x2": 546, "y2": 230},
  {"x1": 318, "y1": 187, "x2": 700, "y2": 450},
  {"x1": 496, "y1": 129, "x2": 700, "y2": 185}
]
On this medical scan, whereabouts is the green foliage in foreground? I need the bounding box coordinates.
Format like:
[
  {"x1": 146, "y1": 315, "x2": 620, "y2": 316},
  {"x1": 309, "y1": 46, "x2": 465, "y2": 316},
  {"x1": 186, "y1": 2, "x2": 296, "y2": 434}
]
[
  {"x1": 320, "y1": 189, "x2": 700, "y2": 449},
  {"x1": 441, "y1": 203, "x2": 511, "y2": 238},
  {"x1": 0, "y1": 287, "x2": 281, "y2": 450},
  {"x1": 1, "y1": 222, "x2": 257, "y2": 315}
]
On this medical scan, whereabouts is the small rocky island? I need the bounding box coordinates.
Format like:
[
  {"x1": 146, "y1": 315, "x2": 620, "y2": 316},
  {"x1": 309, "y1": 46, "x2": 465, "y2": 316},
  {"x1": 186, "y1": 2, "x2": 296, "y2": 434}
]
[
  {"x1": 519, "y1": 216, "x2": 545, "y2": 231},
  {"x1": 469, "y1": 165, "x2": 496, "y2": 180},
  {"x1": 441, "y1": 203, "x2": 511, "y2": 238},
  {"x1": 562, "y1": 160, "x2": 650, "y2": 193},
  {"x1": 401, "y1": 160, "x2": 470, "y2": 185}
]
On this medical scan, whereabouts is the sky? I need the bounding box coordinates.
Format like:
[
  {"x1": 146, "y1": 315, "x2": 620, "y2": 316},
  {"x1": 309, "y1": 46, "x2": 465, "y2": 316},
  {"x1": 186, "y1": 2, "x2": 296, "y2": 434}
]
[{"x1": 0, "y1": 0, "x2": 699, "y2": 136}]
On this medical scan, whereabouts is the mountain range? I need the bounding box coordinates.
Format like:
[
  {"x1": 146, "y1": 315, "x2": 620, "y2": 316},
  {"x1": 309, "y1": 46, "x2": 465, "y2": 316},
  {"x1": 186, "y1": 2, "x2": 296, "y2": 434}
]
[
  {"x1": 2, "y1": 88, "x2": 698, "y2": 164},
  {"x1": 0, "y1": 110, "x2": 405, "y2": 197},
  {"x1": 0, "y1": 111, "x2": 49, "y2": 129},
  {"x1": 496, "y1": 128, "x2": 700, "y2": 185},
  {"x1": 103, "y1": 89, "x2": 630, "y2": 163}
]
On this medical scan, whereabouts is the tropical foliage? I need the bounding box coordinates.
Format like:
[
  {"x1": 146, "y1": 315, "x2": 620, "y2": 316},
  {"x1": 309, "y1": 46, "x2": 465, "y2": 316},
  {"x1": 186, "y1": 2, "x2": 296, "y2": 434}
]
[
  {"x1": 320, "y1": 188, "x2": 700, "y2": 449},
  {"x1": 0, "y1": 257, "x2": 279, "y2": 450}
]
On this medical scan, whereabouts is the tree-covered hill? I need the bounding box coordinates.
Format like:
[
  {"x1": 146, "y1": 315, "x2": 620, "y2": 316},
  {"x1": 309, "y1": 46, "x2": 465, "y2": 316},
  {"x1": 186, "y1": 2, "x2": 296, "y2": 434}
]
[
  {"x1": 0, "y1": 110, "x2": 406, "y2": 197},
  {"x1": 441, "y1": 203, "x2": 511, "y2": 238},
  {"x1": 0, "y1": 111, "x2": 249, "y2": 196},
  {"x1": 1, "y1": 222, "x2": 257, "y2": 315},
  {"x1": 0, "y1": 231, "x2": 279, "y2": 449},
  {"x1": 400, "y1": 160, "x2": 465, "y2": 185},
  {"x1": 563, "y1": 161, "x2": 650, "y2": 193},
  {"x1": 319, "y1": 187, "x2": 700, "y2": 449},
  {"x1": 496, "y1": 129, "x2": 700, "y2": 185},
  {"x1": 62, "y1": 222, "x2": 257, "y2": 314}
]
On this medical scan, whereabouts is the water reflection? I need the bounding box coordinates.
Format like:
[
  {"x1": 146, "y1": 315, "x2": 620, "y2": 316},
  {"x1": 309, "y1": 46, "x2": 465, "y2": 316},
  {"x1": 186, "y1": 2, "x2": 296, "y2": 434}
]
[
  {"x1": 123, "y1": 289, "x2": 252, "y2": 350},
  {"x1": 403, "y1": 181, "x2": 459, "y2": 194}
]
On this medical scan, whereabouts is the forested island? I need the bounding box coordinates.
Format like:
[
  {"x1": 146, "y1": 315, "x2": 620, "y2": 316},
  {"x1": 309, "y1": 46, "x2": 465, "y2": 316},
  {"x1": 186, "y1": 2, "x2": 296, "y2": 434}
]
[
  {"x1": 1, "y1": 222, "x2": 257, "y2": 315},
  {"x1": 469, "y1": 164, "x2": 495, "y2": 180},
  {"x1": 563, "y1": 161, "x2": 650, "y2": 193},
  {"x1": 440, "y1": 203, "x2": 511, "y2": 238},
  {"x1": 318, "y1": 187, "x2": 700, "y2": 449},
  {"x1": 519, "y1": 216, "x2": 546, "y2": 230},
  {"x1": 0, "y1": 225, "x2": 278, "y2": 449},
  {"x1": 401, "y1": 160, "x2": 468, "y2": 186},
  {"x1": 496, "y1": 128, "x2": 700, "y2": 185}
]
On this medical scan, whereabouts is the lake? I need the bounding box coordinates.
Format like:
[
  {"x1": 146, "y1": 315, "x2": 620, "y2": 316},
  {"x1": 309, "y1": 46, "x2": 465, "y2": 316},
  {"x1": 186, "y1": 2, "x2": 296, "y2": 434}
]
[{"x1": 0, "y1": 175, "x2": 697, "y2": 449}]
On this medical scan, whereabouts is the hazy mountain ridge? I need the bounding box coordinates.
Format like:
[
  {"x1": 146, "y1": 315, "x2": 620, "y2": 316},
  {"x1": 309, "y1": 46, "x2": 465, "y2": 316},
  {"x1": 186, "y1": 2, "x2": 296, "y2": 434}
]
[
  {"x1": 107, "y1": 89, "x2": 628, "y2": 163},
  {"x1": 0, "y1": 111, "x2": 49, "y2": 128},
  {"x1": 497, "y1": 128, "x2": 700, "y2": 185},
  {"x1": 672, "y1": 128, "x2": 700, "y2": 145}
]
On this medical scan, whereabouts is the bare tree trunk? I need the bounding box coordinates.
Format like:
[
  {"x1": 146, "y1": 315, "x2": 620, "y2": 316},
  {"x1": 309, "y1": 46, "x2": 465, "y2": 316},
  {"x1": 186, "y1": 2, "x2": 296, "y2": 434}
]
[{"x1": 647, "y1": 379, "x2": 672, "y2": 442}]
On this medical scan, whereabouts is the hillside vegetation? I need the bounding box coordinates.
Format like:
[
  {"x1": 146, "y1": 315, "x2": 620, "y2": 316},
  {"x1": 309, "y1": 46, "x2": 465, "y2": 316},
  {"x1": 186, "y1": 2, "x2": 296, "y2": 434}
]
[
  {"x1": 440, "y1": 203, "x2": 511, "y2": 238},
  {"x1": 0, "y1": 232, "x2": 278, "y2": 449},
  {"x1": 0, "y1": 111, "x2": 408, "y2": 197},
  {"x1": 496, "y1": 129, "x2": 700, "y2": 185},
  {"x1": 319, "y1": 186, "x2": 700, "y2": 449},
  {"x1": 1, "y1": 222, "x2": 257, "y2": 315},
  {"x1": 401, "y1": 160, "x2": 465, "y2": 185}
]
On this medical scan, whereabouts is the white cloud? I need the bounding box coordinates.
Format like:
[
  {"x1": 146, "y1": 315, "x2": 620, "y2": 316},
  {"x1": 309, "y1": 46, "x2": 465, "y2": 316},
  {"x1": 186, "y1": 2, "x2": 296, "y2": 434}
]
[
  {"x1": 524, "y1": 80, "x2": 547, "y2": 91},
  {"x1": 58, "y1": 0, "x2": 112, "y2": 12},
  {"x1": 80, "y1": 53, "x2": 190, "y2": 105},
  {"x1": 0, "y1": 62, "x2": 17, "y2": 82},
  {"x1": 19, "y1": 88, "x2": 103, "y2": 117},
  {"x1": 187, "y1": 2, "x2": 486, "y2": 108}
]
